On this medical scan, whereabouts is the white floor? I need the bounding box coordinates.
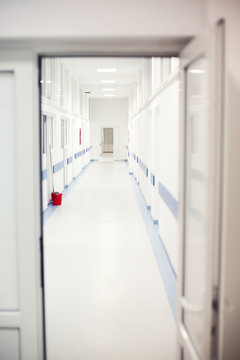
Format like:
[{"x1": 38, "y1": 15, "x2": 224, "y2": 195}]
[
  {"x1": 44, "y1": 160, "x2": 177, "y2": 360},
  {"x1": 100, "y1": 153, "x2": 114, "y2": 161}
]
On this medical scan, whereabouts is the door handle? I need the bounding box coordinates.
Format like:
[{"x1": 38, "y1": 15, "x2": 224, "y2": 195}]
[{"x1": 181, "y1": 297, "x2": 202, "y2": 313}]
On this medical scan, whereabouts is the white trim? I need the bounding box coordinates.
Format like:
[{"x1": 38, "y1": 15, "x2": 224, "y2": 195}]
[{"x1": 129, "y1": 67, "x2": 179, "y2": 121}]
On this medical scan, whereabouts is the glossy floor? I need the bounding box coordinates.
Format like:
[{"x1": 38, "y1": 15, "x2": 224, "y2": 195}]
[{"x1": 44, "y1": 160, "x2": 177, "y2": 360}]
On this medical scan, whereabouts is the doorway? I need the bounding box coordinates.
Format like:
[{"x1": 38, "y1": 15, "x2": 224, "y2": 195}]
[
  {"x1": 42, "y1": 113, "x2": 54, "y2": 206},
  {"x1": 103, "y1": 127, "x2": 114, "y2": 153},
  {"x1": 41, "y1": 55, "x2": 179, "y2": 360},
  {"x1": 39, "y1": 45, "x2": 224, "y2": 360}
]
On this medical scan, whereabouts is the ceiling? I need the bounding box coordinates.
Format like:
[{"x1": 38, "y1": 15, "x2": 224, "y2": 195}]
[{"x1": 60, "y1": 57, "x2": 142, "y2": 99}]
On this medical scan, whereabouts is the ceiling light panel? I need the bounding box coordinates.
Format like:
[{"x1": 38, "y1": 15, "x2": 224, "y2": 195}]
[
  {"x1": 189, "y1": 69, "x2": 204, "y2": 74},
  {"x1": 102, "y1": 88, "x2": 116, "y2": 91},
  {"x1": 98, "y1": 68, "x2": 116, "y2": 73},
  {"x1": 100, "y1": 80, "x2": 116, "y2": 84}
]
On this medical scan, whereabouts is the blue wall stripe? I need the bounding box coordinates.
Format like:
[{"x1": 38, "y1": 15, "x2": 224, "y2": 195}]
[
  {"x1": 75, "y1": 151, "x2": 82, "y2": 159},
  {"x1": 42, "y1": 146, "x2": 92, "y2": 180},
  {"x1": 158, "y1": 182, "x2": 179, "y2": 219},
  {"x1": 53, "y1": 160, "x2": 64, "y2": 174},
  {"x1": 43, "y1": 160, "x2": 93, "y2": 224},
  {"x1": 151, "y1": 173, "x2": 155, "y2": 186},
  {"x1": 130, "y1": 173, "x2": 177, "y2": 320},
  {"x1": 128, "y1": 150, "x2": 178, "y2": 220},
  {"x1": 42, "y1": 169, "x2": 48, "y2": 181},
  {"x1": 86, "y1": 146, "x2": 92, "y2": 152},
  {"x1": 190, "y1": 207, "x2": 204, "y2": 224},
  {"x1": 138, "y1": 158, "x2": 148, "y2": 176},
  {"x1": 67, "y1": 156, "x2": 73, "y2": 165}
]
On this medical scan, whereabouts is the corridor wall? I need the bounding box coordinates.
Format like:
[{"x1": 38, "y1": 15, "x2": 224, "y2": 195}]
[
  {"x1": 128, "y1": 58, "x2": 179, "y2": 273},
  {"x1": 90, "y1": 98, "x2": 128, "y2": 160},
  {"x1": 41, "y1": 58, "x2": 91, "y2": 211}
]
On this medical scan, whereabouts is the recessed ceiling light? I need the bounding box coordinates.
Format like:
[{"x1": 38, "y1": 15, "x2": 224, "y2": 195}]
[
  {"x1": 98, "y1": 68, "x2": 116, "y2": 73},
  {"x1": 189, "y1": 69, "x2": 204, "y2": 74},
  {"x1": 102, "y1": 88, "x2": 116, "y2": 91},
  {"x1": 100, "y1": 80, "x2": 116, "y2": 84},
  {"x1": 104, "y1": 94, "x2": 115, "y2": 97}
]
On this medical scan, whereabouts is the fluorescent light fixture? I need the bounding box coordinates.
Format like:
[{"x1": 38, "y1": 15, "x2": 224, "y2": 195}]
[
  {"x1": 104, "y1": 94, "x2": 115, "y2": 97},
  {"x1": 189, "y1": 69, "x2": 204, "y2": 74},
  {"x1": 98, "y1": 68, "x2": 116, "y2": 73},
  {"x1": 100, "y1": 80, "x2": 116, "y2": 84},
  {"x1": 102, "y1": 88, "x2": 116, "y2": 91}
]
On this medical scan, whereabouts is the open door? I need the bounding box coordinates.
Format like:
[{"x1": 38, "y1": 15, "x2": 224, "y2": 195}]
[
  {"x1": 178, "y1": 21, "x2": 224, "y2": 359},
  {"x1": 103, "y1": 128, "x2": 114, "y2": 153},
  {"x1": 0, "y1": 52, "x2": 44, "y2": 359},
  {"x1": 61, "y1": 118, "x2": 68, "y2": 187},
  {"x1": 42, "y1": 114, "x2": 54, "y2": 202}
]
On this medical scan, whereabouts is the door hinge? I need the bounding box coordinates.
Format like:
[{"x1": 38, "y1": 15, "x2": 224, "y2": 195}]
[
  {"x1": 40, "y1": 236, "x2": 44, "y2": 288},
  {"x1": 210, "y1": 286, "x2": 219, "y2": 359}
]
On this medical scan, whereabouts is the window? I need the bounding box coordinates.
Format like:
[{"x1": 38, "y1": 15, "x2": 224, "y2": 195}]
[
  {"x1": 42, "y1": 114, "x2": 47, "y2": 154},
  {"x1": 61, "y1": 119, "x2": 68, "y2": 149},
  {"x1": 41, "y1": 58, "x2": 54, "y2": 100},
  {"x1": 42, "y1": 114, "x2": 54, "y2": 154},
  {"x1": 60, "y1": 66, "x2": 69, "y2": 108}
]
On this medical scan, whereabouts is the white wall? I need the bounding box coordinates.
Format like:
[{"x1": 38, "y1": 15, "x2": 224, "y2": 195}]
[
  {"x1": 0, "y1": 0, "x2": 203, "y2": 38},
  {"x1": 41, "y1": 58, "x2": 91, "y2": 211},
  {"x1": 128, "y1": 59, "x2": 180, "y2": 272},
  {"x1": 90, "y1": 99, "x2": 128, "y2": 160}
]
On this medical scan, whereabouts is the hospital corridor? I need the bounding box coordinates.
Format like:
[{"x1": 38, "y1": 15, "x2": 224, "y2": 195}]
[
  {"x1": 44, "y1": 159, "x2": 176, "y2": 360},
  {"x1": 41, "y1": 56, "x2": 178, "y2": 359},
  {"x1": 1, "y1": 1, "x2": 240, "y2": 360}
]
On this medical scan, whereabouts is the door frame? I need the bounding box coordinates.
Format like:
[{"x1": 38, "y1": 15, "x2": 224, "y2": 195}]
[
  {"x1": 0, "y1": 29, "x2": 228, "y2": 359},
  {"x1": 178, "y1": 21, "x2": 225, "y2": 360},
  {"x1": 103, "y1": 127, "x2": 114, "y2": 154},
  {"x1": 0, "y1": 51, "x2": 45, "y2": 360}
]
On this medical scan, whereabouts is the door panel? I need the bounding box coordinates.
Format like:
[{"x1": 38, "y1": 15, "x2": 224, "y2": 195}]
[
  {"x1": 0, "y1": 329, "x2": 19, "y2": 360},
  {"x1": 183, "y1": 56, "x2": 208, "y2": 356},
  {"x1": 104, "y1": 128, "x2": 113, "y2": 153},
  {"x1": 0, "y1": 52, "x2": 44, "y2": 359},
  {"x1": 0, "y1": 72, "x2": 19, "y2": 311},
  {"x1": 178, "y1": 23, "x2": 224, "y2": 360}
]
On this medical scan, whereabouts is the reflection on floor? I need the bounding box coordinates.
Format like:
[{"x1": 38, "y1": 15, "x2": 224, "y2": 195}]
[
  {"x1": 44, "y1": 161, "x2": 177, "y2": 360},
  {"x1": 100, "y1": 153, "x2": 114, "y2": 162}
]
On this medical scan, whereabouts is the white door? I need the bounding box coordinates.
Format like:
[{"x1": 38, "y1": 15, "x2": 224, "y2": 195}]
[
  {"x1": 113, "y1": 127, "x2": 119, "y2": 159},
  {"x1": 100, "y1": 128, "x2": 104, "y2": 155},
  {"x1": 178, "y1": 22, "x2": 224, "y2": 360},
  {"x1": 72, "y1": 120, "x2": 76, "y2": 179},
  {"x1": 61, "y1": 119, "x2": 68, "y2": 187},
  {"x1": 43, "y1": 114, "x2": 53, "y2": 200},
  {"x1": 103, "y1": 128, "x2": 114, "y2": 153},
  {"x1": 0, "y1": 52, "x2": 44, "y2": 359}
]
